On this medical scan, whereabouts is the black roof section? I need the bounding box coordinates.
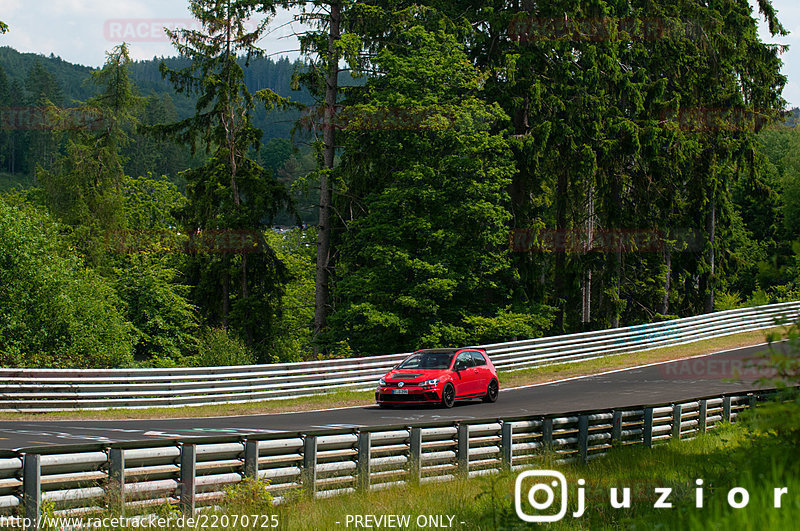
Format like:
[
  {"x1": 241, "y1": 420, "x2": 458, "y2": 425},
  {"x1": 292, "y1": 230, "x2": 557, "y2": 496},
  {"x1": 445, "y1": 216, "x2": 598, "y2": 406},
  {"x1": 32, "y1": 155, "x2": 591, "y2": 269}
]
[{"x1": 412, "y1": 348, "x2": 459, "y2": 354}]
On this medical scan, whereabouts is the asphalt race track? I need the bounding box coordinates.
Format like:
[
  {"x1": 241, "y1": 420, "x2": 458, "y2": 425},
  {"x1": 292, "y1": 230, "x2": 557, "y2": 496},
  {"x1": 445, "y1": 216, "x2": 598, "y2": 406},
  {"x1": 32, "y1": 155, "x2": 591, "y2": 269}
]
[{"x1": 0, "y1": 343, "x2": 780, "y2": 450}]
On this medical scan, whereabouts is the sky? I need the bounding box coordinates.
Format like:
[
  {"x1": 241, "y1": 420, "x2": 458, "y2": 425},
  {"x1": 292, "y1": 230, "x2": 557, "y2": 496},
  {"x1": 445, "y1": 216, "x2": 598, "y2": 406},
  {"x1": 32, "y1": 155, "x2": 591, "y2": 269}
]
[{"x1": 0, "y1": 0, "x2": 799, "y2": 107}]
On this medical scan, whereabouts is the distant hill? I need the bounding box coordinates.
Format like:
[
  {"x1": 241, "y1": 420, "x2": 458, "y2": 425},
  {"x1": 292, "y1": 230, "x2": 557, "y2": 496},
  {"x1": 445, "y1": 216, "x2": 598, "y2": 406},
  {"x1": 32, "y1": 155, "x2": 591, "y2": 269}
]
[
  {"x1": 784, "y1": 107, "x2": 800, "y2": 128},
  {"x1": 0, "y1": 47, "x2": 97, "y2": 104},
  {"x1": 0, "y1": 46, "x2": 314, "y2": 141}
]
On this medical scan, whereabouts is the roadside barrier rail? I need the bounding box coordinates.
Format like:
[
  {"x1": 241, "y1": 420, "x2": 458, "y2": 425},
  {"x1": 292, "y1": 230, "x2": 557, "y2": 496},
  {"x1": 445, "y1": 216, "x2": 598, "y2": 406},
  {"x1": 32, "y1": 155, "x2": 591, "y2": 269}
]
[
  {"x1": 0, "y1": 388, "x2": 776, "y2": 527},
  {"x1": 0, "y1": 301, "x2": 797, "y2": 412}
]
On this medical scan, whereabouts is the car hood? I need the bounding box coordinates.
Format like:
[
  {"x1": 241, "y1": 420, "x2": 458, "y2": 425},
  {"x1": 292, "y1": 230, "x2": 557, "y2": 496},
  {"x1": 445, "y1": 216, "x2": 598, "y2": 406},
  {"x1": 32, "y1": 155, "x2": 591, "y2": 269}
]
[{"x1": 384, "y1": 368, "x2": 447, "y2": 382}]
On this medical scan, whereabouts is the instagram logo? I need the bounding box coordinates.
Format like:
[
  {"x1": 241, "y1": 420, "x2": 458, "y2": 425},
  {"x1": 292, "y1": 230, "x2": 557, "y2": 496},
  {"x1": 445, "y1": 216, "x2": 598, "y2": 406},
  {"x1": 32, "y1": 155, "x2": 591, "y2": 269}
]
[{"x1": 515, "y1": 470, "x2": 572, "y2": 522}]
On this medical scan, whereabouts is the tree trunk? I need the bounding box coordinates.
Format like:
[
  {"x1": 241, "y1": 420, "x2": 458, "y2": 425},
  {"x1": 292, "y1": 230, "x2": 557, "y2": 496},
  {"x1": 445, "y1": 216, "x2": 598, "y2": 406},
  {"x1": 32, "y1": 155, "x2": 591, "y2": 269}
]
[
  {"x1": 222, "y1": 268, "x2": 230, "y2": 329},
  {"x1": 553, "y1": 168, "x2": 568, "y2": 332},
  {"x1": 661, "y1": 247, "x2": 671, "y2": 315},
  {"x1": 313, "y1": 0, "x2": 342, "y2": 356},
  {"x1": 581, "y1": 186, "x2": 595, "y2": 325},
  {"x1": 609, "y1": 176, "x2": 622, "y2": 328},
  {"x1": 704, "y1": 198, "x2": 716, "y2": 313}
]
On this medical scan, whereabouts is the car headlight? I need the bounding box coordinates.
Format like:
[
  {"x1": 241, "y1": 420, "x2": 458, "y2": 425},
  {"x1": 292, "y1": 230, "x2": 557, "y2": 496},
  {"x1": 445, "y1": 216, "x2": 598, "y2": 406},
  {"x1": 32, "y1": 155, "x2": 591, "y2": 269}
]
[
  {"x1": 378, "y1": 378, "x2": 386, "y2": 387},
  {"x1": 420, "y1": 378, "x2": 438, "y2": 388}
]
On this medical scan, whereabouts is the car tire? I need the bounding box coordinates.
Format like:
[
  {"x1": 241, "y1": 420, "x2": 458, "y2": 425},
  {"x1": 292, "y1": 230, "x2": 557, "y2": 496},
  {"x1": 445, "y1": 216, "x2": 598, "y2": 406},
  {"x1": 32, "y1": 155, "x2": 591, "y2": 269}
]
[
  {"x1": 483, "y1": 379, "x2": 499, "y2": 403},
  {"x1": 441, "y1": 383, "x2": 456, "y2": 408},
  {"x1": 378, "y1": 402, "x2": 393, "y2": 409}
]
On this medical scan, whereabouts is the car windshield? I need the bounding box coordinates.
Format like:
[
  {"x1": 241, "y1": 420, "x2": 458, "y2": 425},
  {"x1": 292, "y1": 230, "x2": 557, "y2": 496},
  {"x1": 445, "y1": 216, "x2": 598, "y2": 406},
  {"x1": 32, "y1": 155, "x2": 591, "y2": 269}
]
[{"x1": 397, "y1": 352, "x2": 454, "y2": 370}]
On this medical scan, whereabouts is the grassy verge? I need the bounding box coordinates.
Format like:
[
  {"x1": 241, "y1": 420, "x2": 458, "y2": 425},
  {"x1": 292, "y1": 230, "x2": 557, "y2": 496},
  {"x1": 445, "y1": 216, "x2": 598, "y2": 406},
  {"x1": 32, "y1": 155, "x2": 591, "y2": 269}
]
[
  {"x1": 0, "y1": 327, "x2": 785, "y2": 421},
  {"x1": 212, "y1": 394, "x2": 800, "y2": 530}
]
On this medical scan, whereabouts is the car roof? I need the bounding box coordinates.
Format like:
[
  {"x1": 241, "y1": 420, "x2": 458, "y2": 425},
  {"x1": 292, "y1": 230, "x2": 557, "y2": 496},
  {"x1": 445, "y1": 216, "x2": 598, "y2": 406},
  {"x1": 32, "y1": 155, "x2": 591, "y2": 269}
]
[
  {"x1": 412, "y1": 348, "x2": 486, "y2": 355},
  {"x1": 412, "y1": 348, "x2": 458, "y2": 354}
]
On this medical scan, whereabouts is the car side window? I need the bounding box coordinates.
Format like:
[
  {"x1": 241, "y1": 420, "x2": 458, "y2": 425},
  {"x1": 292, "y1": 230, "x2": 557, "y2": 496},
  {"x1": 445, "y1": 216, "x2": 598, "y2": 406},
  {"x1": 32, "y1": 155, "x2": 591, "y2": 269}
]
[
  {"x1": 454, "y1": 352, "x2": 474, "y2": 370},
  {"x1": 469, "y1": 351, "x2": 487, "y2": 366}
]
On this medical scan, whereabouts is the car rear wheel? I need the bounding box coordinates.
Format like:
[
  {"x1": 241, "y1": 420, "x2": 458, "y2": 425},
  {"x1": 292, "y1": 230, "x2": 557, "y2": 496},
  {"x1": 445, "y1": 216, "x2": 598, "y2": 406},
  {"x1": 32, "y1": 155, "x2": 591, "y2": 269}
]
[
  {"x1": 483, "y1": 379, "x2": 499, "y2": 403},
  {"x1": 441, "y1": 383, "x2": 456, "y2": 408}
]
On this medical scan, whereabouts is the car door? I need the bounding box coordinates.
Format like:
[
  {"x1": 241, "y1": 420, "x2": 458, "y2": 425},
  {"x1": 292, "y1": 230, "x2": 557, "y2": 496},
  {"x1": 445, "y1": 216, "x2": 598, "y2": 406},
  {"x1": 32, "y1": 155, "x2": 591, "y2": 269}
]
[
  {"x1": 452, "y1": 351, "x2": 478, "y2": 396},
  {"x1": 467, "y1": 350, "x2": 490, "y2": 392}
]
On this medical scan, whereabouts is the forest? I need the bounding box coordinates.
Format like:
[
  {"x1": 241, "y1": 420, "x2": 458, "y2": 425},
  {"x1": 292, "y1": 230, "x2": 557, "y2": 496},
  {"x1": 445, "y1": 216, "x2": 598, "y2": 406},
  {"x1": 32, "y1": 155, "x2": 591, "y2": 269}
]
[{"x1": 1, "y1": 0, "x2": 800, "y2": 368}]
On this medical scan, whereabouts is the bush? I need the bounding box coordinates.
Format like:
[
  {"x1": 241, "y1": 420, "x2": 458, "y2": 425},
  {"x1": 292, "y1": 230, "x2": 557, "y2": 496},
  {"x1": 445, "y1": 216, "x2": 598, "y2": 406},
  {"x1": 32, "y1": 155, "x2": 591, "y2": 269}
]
[
  {"x1": 114, "y1": 255, "x2": 199, "y2": 365},
  {"x1": 714, "y1": 291, "x2": 742, "y2": 311},
  {"x1": 222, "y1": 477, "x2": 274, "y2": 515},
  {"x1": 192, "y1": 327, "x2": 255, "y2": 367},
  {"x1": 0, "y1": 199, "x2": 134, "y2": 368}
]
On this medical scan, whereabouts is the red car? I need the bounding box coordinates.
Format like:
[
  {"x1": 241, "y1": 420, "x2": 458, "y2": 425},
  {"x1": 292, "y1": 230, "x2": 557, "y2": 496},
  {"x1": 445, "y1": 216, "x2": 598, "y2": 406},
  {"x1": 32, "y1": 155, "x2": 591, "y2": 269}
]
[{"x1": 375, "y1": 348, "x2": 499, "y2": 408}]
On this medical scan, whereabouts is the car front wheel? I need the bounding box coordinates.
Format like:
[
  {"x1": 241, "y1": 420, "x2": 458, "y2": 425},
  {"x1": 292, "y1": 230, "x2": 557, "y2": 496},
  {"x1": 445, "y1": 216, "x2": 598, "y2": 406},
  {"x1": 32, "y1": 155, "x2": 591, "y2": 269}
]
[
  {"x1": 483, "y1": 379, "x2": 499, "y2": 403},
  {"x1": 441, "y1": 383, "x2": 456, "y2": 408}
]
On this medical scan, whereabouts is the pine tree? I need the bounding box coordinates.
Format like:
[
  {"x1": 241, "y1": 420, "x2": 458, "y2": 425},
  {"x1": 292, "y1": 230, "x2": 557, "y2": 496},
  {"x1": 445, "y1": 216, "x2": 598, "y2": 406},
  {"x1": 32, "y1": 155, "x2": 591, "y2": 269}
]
[{"x1": 160, "y1": 0, "x2": 295, "y2": 359}]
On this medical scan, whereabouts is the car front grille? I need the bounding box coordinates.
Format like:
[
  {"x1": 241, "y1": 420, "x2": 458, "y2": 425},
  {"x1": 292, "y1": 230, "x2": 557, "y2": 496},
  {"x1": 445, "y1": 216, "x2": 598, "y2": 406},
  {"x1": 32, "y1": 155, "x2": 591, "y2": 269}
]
[{"x1": 378, "y1": 392, "x2": 437, "y2": 402}]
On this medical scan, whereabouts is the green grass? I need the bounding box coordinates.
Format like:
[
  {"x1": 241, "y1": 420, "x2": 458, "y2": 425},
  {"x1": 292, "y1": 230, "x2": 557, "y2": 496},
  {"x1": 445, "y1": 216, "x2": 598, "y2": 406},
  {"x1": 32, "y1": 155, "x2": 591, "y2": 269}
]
[{"x1": 0, "y1": 327, "x2": 785, "y2": 421}]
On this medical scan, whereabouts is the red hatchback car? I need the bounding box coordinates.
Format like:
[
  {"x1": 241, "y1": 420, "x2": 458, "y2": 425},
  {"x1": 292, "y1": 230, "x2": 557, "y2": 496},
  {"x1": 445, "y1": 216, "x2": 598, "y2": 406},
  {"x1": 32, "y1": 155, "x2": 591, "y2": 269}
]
[{"x1": 375, "y1": 348, "x2": 499, "y2": 408}]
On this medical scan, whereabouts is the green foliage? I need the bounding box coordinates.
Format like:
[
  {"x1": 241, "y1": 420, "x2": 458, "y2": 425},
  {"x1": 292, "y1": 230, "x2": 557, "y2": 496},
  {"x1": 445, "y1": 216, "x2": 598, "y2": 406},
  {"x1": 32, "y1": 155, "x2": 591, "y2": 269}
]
[
  {"x1": 222, "y1": 477, "x2": 274, "y2": 515},
  {"x1": 714, "y1": 291, "x2": 742, "y2": 311},
  {"x1": 0, "y1": 1, "x2": 797, "y2": 368},
  {"x1": 160, "y1": 1, "x2": 296, "y2": 362},
  {"x1": 328, "y1": 13, "x2": 550, "y2": 355},
  {"x1": 744, "y1": 288, "x2": 771, "y2": 307},
  {"x1": 265, "y1": 228, "x2": 316, "y2": 362},
  {"x1": 0, "y1": 199, "x2": 134, "y2": 368},
  {"x1": 461, "y1": 308, "x2": 554, "y2": 346},
  {"x1": 113, "y1": 257, "x2": 198, "y2": 365},
  {"x1": 739, "y1": 391, "x2": 800, "y2": 446},
  {"x1": 193, "y1": 327, "x2": 255, "y2": 367},
  {"x1": 37, "y1": 44, "x2": 140, "y2": 268}
]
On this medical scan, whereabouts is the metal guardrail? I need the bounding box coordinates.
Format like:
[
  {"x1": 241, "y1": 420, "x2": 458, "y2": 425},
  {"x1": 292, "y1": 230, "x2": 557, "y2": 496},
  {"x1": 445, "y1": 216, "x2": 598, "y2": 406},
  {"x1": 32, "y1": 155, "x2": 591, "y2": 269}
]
[
  {"x1": 0, "y1": 301, "x2": 797, "y2": 412},
  {"x1": 0, "y1": 389, "x2": 772, "y2": 527}
]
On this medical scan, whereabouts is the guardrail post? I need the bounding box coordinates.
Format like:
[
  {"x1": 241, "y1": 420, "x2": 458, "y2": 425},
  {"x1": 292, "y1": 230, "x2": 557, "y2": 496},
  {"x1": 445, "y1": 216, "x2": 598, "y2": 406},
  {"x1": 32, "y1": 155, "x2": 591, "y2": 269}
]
[
  {"x1": 643, "y1": 408, "x2": 654, "y2": 448},
  {"x1": 244, "y1": 439, "x2": 259, "y2": 479},
  {"x1": 409, "y1": 427, "x2": 422, "y2": 485},
  {"x1": 723, "y1": 397, "x2": 732, "y2": 423},
  {"x1": 542, "y1": 417, "x2": 553, "y2": 453},
  {"x1": 179, "y1": 443, "x2": 196, "y2": 517},
  {"x1": 672, "y1": 404, "x2": 683, "y2": 440},
  {"x1": 357, "y1": 431, "x2": 371, "y2": 491},
  {"x1": 611, "y1": 411, "x2": 622, "y2": 443},
  {"x1": 501, "y1": 422, "x2": 513, "y2": 469},
  {"x1": 698, "y1": 400, "x2": 707, "y2": 433},
  {"x1": 108, "y1": 448, "x2": 125, "y2": 515},
  {"x1": 302, "y1": 435, "x2": 317, "y2": 497},
  {"x1": 578, "y1": 415, "x2": 589, "y2": 464},
  {"x1": 457, "y1": 424, "x2": 469, "y2": 477},
  {"x1": 23, "y1": 453, "x2": 41, "y2": 531}
]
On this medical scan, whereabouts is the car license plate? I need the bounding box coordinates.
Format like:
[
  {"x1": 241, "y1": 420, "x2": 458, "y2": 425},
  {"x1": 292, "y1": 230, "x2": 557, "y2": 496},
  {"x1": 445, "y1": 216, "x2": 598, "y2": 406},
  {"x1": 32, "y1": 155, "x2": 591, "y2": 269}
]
[{"x1": 393, "y1": 389, "x2": 409, "y2": 395}]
